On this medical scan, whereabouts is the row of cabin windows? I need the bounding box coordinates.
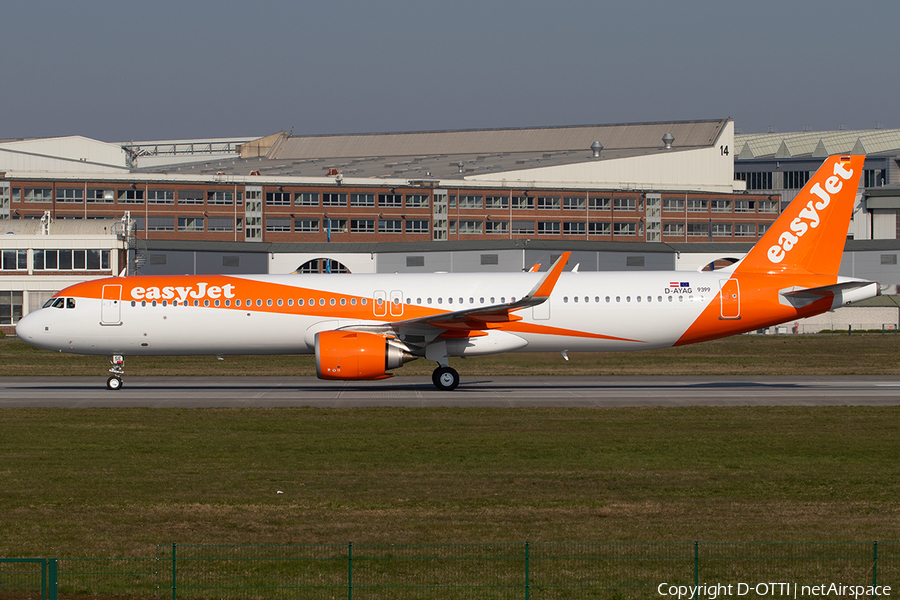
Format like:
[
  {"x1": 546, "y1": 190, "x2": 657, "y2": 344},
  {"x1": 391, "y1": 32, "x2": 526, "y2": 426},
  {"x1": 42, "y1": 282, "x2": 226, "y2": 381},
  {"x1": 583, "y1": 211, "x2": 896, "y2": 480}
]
[
  {"x1": 128, "y1": 293, "x2": 695, "y2": 310},
  {"x1": 563, "y1": 295, "x2": 691, "y2": 303}
]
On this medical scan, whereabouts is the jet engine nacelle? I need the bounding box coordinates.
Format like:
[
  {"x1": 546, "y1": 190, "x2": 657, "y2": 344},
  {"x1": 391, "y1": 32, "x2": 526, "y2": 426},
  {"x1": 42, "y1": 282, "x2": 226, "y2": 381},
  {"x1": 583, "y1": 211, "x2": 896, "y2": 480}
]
[{"x1": 315, "y1": 330, "x2": 415, "y2": 380}]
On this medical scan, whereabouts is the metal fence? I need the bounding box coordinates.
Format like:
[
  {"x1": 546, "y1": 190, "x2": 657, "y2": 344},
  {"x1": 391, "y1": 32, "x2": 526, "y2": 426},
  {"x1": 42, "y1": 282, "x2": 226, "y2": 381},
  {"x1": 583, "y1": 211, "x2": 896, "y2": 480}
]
[{"x1": 2, "y1": 543, "x2": 897, "y2": 600}]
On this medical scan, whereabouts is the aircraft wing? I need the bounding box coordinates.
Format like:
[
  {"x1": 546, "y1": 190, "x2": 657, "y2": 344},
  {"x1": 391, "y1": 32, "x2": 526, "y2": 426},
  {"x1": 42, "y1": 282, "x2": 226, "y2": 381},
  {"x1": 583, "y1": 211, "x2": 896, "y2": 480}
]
[{"x1": 340, "y1": 252, "x2": 570, "y2": 340}]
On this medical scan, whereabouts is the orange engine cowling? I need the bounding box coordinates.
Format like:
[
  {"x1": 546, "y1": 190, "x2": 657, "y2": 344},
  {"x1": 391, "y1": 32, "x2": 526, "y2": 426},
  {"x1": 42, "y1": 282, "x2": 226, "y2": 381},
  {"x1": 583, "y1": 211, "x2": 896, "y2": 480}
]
[{"x1": 315, "y1": 330, "x2": 415, "y2": 380}]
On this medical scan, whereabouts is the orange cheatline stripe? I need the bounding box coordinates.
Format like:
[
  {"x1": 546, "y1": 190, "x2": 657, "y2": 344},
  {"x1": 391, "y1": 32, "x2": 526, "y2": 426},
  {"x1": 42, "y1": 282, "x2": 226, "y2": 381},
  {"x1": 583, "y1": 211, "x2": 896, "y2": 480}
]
[{"x1": 501, "y1": 321, "x2": 645, "y2": 343}]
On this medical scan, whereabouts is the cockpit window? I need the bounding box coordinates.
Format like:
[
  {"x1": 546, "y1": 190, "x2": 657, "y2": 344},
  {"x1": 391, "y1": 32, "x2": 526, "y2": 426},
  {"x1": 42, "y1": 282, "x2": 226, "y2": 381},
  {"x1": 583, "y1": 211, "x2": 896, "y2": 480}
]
[
  {"x1": 43, "y1": 298, "x2": 56, "y2": 308},
  {"x1": 51, "y1": 298, "x2": 65, "y2": 309},
  {"x1": 66, "y1": 298, "x2": 76, "y2": 309}
]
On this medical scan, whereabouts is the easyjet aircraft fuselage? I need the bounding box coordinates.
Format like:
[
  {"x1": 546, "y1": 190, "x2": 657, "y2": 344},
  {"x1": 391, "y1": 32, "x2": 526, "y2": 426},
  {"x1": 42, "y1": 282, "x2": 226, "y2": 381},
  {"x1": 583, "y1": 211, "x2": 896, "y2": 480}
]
[{"x1": 15, "y1": 155, "x2": 879, "y2": 390}]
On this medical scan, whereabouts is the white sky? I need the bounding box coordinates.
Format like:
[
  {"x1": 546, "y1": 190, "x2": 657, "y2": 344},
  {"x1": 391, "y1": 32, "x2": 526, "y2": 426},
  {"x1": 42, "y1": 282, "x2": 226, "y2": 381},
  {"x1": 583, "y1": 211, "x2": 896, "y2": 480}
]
[{"x1": 3, "y1": 0, "x2": 898, "y2": 142}]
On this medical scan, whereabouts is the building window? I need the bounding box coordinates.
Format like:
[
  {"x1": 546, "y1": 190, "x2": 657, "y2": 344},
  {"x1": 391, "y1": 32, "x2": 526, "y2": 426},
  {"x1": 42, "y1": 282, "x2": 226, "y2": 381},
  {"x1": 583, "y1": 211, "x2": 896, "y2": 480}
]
[
  {"x1": 481, "y1": 254, "x2": 499, "y2": 265},
  {"x1": 378, "y1": 193, "x2": 402, "y2": 207},
  {"x1": 485, "y1": 195, "x2": 508, "y2": 209},
  {"x1": 486, "y1": 220, "x2": 508, "y2": 235},
  {"x1": 865, "y1": 169, "x2": 886, "y2": 187},
  {"x1": 663, "y1": 222, "x2": 685, "y2": 236},
  {"x1": 758, "y1": 200, "x2": 778, "y2": 214},
  {"x1": 207, "y1": 191, "x2": 233, "y2": 205},
  {"x1": 687, "y1": 222, "x2": 709, "y2": 237},
  {"x1": 711, "y1": 199, "x2": 732, "y2": 213},
  {"x1": 588, "y1": 222, "x2": 611, "y2": 235},
  {"x1": 663, "y1": 198, "x2": 684, "y2": 212},
  {"x1": 563, "y1": 197, "x2": 586, "y2": 211},
  {"x1": 0, "y1": 291, "x2": 24, "y2": 325},
  {"x1": 324, "y1": 218, "x2": 348, "y2": 233},
  {"x1": 880, "y1": 254, "x2": 897, "y2": 265},
  {"x1": 351, "y1": 193, "x2": 375, "y2": 207},
  {"x1": 613, "y1": 222, "x2": 636, "y2": 236},
  {"x1": 117, "y1": 189, "x2": 144, "y2": 203},
  {"x1": 223, "y1": 256, "x2": 240, "y2": 268},
  {"x1": 266, "y1": 191, "x2": 291, "y2": 206},
  {"x1": 734, "y1": 200, "x2": 756, "y2": 213},
  {"x1": 323, "y1": 193, "x2": 347, "y2": 207},
  {"x1": 405, "y1": 194, "x2": 429, "y2": 208},
  {"x1": 294, "y1": 219, "x2": 319, "y2": 232},
  {"x1": 736, "y1": 172, "x2": 773, "y2": 190},
  {"x1": 295, "y1": 192, "x2": 319, "y2": 206},
  {"x1": 207, "y1": 217, "x2": 234, "y2": 232},
  {"x1": 512, "y1": 196, "x2": 534, "y2": 210},
  {"x1": 32, "y1": 249, "x2": 110, "y2": 271},
  {"x1": 1, "y1": 250, "x2": 27, "y2": 270},
  {"x1": 148, "y1": 190, "x2": 175, "y2": 204},
  {"x1": 457, "y1": 195, "x2": 481, "y2": 209},
  {"x1": 512, "y1": 220, "x2": 535, "y2": 234},
  {"x1": 563, "y1": 221, "x2": 585, "y2": 235},
  {"x1": 784, "y1": 171, "x2": 810, "y2": 189},
  {"x1": 537, "y1": 196, "x2": 560, "y2": 210},
  {"x1": 626, "y1": 256, "x2": 645, "y2": 267},
  {"x1": 687, "y1": 199, "x2": 708, "y2": 212},
  {"x1": 173, "y1": 190, "x2": 202, "y2": 204},
  {"x1": 407, "y1": 256, "x2": 425, "y2": 267},
  {"x1": 734, "y1": 223, "x2": 756, "y2": 237},
  {"x1": 406, "y1": 219, "x2": 429, "y2": 234},
  {"x1": 24, "y1": 188, "x2": 52, "y2": 203},
  {"x1": 144, "y1": 217, "x2": 173, "y2": 231},
  {"x1": 266, "y1": 217, "x2": 291, "y2": 232},
  {"x1": 378, "y1": 219, "x2": 403, "y2": 233},
  {"x1": 589, "y1": 197, "x2": 611, "y2": 211},
  {"x1": 712, "y1": 223, "x2": 732, "y2": 237},
  {"x1": 56, "y1": 189, "x2": 83, "y2": 203},
  {"x1": 758, "y1": 223, "x2": 770, "y2": 236},
  {"x1": 613, "y1": 197, "x2": 636, "y2": 211},
  {"x1": 537, "y1": 221, "x2": 560, "y2": 235},
  {"x1": 458, "y1": 220, "x2": 483, "y2": 234},
  {"x1": 178, "y1": 217, "x2": 204, "y2": 232},
  {"x1": 350, "y1": 219, "x2": 375, "y2": 233},
  {"x1": 87, "y1": 188, "x2": 115, "y2": 203}
]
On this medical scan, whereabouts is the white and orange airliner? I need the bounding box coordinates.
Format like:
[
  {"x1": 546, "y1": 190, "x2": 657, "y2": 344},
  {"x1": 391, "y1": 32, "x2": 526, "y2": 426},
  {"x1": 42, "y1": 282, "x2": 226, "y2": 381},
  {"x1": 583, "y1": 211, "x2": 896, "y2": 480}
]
[{"x1": 16, "y1": 155, "x2": 878, "y2": 390}]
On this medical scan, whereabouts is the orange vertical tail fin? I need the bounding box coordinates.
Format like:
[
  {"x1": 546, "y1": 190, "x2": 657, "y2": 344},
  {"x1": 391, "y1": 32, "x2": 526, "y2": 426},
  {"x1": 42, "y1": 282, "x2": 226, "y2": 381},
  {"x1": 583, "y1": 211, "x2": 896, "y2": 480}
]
[{"x1": 735, "y1": 154, "x2": 864, "y2": 276}]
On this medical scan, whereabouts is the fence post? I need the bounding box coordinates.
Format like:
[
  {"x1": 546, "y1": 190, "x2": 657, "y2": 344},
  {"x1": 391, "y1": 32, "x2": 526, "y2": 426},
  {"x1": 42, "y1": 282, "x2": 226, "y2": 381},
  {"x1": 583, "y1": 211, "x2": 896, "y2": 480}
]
[
  {"x1": 348, "y1": 542, "x2": 352, "y2": 600},
  {"x1": 694, "y1": 542, "x2": 699, "y2": 590},
  {"x1": 48, "y1": 559, "x2": 57, "y2": 600},
  {"x1": 171, "y1": 544, "x2": 176, "y2": 600},
  {"x1": 525, "y1": 542, "x2": 530, "y2": 600},
  {"x1": 873, "y1": 541, "x2": 878, "y2": 599}
]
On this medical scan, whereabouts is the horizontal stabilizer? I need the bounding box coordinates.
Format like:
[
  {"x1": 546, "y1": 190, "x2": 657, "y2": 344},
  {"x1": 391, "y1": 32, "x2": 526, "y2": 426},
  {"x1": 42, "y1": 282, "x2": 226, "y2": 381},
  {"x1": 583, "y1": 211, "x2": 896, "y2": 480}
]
[{"x1": 779, "y1": 279, "x2": 878, "y2": 309}]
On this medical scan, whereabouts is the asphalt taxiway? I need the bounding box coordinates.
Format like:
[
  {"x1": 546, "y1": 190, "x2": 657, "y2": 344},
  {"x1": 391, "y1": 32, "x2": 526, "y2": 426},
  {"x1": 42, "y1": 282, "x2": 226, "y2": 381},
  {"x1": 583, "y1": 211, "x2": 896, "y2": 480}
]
[{"x1": 1, "y1": 376, "x2": 899, "y2": 407}]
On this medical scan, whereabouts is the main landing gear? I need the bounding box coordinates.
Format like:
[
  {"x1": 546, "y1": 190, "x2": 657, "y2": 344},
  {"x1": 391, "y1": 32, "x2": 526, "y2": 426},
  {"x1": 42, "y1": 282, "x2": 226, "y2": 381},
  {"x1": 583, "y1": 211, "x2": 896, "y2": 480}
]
[
  {"x1": 107, "y1": 355, "x2": 124, "y2": 390},
  {"x1": 431, "y1": 366, "x2": 460, "y2": 391}
]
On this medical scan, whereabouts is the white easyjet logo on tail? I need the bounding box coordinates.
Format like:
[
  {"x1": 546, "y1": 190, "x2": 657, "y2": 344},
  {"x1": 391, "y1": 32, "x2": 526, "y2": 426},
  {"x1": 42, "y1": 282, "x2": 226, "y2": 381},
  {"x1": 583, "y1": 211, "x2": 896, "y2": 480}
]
[{"x1": 767, "y1": 159, "x2": 855, "y2": 264}]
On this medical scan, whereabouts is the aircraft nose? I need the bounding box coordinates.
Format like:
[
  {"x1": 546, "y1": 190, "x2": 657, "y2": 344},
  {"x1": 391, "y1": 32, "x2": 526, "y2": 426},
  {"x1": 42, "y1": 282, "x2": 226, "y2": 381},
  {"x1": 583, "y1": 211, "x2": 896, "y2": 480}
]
[{"x1": 15, "y1": 311, "x2": 40, "y2": 342}]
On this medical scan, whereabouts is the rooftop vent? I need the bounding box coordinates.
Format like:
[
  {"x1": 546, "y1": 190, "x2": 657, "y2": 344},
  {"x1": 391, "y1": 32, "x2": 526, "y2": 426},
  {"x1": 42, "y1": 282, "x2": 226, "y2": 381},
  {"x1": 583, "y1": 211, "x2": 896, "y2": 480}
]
[
  {"x1": 590, "y1": 141, "x2": 603, "y2": 158},
  {"x1": 662, "y1": 133, "x2": 674, "y2": 149}
]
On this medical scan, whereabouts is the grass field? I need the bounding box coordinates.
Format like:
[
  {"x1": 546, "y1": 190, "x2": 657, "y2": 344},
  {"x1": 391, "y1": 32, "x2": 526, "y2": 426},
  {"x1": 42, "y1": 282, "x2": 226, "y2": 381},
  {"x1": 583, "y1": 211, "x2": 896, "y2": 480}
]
[
  {"x1": 1, "y1": 406, "x2": 899, "y2": 559},
  {"x1": 1, "y1": 334, "x2": 899, "y2": 560}
]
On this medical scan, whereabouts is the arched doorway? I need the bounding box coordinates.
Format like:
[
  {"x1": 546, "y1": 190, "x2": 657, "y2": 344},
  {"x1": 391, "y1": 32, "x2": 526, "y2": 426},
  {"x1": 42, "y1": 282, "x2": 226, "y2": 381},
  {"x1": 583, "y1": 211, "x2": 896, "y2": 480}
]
[{"x1": 295, "y1": 258, "x2": 351, "y2": 274}]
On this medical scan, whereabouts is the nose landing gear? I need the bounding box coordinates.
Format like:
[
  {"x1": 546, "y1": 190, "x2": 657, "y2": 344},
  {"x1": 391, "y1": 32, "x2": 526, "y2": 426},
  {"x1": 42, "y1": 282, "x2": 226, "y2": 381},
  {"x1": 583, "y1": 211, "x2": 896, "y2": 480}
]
[{"x1": 107, "y1": 355, "x2": 124, "y2": 390}]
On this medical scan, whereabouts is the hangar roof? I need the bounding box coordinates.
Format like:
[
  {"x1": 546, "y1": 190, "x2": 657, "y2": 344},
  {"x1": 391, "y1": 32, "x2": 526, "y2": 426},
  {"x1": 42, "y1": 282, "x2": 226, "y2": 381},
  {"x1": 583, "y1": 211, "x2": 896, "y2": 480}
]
[
  {"x1": 735, "y1": 128, "x2": 900, "y2": 159},
  {"x1": 143, "y1": 119, "x2": 729, "y2": 181}
]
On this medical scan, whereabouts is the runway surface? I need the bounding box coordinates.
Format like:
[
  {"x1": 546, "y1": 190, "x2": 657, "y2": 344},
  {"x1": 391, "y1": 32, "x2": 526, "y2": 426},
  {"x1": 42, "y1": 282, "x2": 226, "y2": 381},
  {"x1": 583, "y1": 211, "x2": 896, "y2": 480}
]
[{"x1": 1, "y1": 376, "x2": 899, "y2": 407}]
